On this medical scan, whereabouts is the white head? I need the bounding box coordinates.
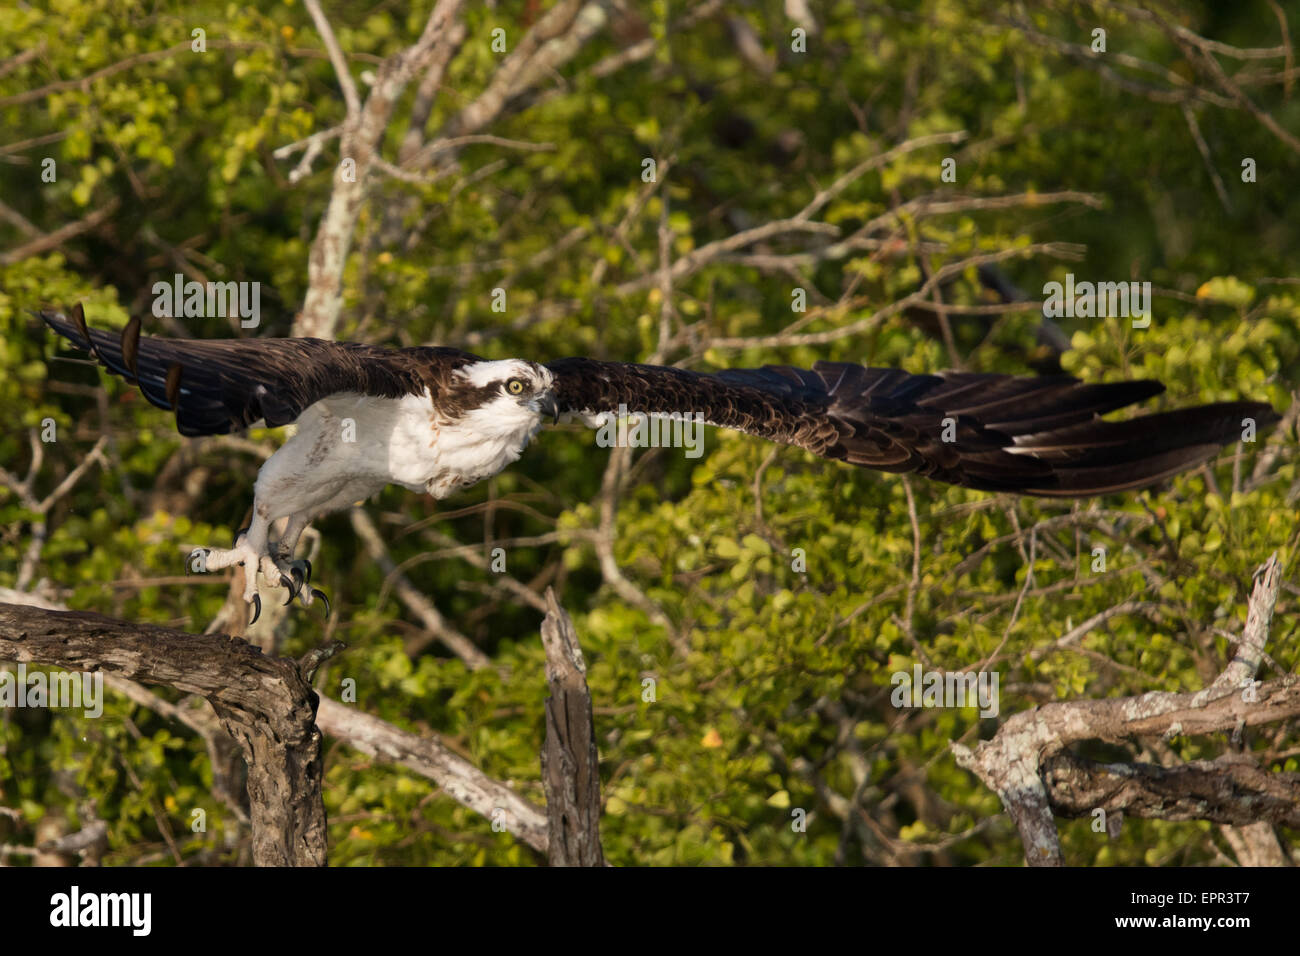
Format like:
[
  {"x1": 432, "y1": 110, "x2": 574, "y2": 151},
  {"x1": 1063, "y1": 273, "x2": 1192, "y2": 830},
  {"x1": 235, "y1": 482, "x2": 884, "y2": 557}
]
[{"x1": 452, "y1": 359, "x2": 558, "y2": 437}]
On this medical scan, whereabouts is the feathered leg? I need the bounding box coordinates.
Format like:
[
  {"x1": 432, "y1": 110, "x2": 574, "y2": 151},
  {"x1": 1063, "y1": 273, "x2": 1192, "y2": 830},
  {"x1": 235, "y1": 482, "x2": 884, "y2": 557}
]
[{"x1": 189, "y1": 421, "x2": 367, "y2": 622}]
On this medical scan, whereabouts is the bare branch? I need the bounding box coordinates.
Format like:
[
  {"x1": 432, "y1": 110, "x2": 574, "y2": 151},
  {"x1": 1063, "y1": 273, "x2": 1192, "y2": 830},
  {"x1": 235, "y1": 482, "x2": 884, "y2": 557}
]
[
  {"x1": 1044, "y1": 753, "x2": 1300, "y2": 827},
  {"x1": 295, "y1": 0, "x2": 465, "y2": 340},
  {"x1": 0, "y1": 199, "x2": 120, "y2": 265},
  {"x1": 704, "y1": 243, "x2": 1079, "y2": 350},
  {"x1": 0, "y1": 43, "x2": 192, "y2": 109},
  {"x1": 302, "y1": 0, "x2": 362, "y2": 117},
  {"x1": 953, "y1": 553, "x2": 1293, "y2": 866},
  {"x1": 0, "y1": 603, "x2": 332, "y2": 866},
  {"x1": 1215, "y1": 554, "x2": 1281, "y2": 690},
  {"x1": 349, "y1": 508, "x2": 492, "y2": 670},
  {"x1": 314, "y1": 696, "x2": 549, "y2": 854},
  {"x1": 435, "y1": 0, "x2": 594, "y2": 146},
  {"x1": 539, "y1": 588, "x2": 605, "y2": 865}
]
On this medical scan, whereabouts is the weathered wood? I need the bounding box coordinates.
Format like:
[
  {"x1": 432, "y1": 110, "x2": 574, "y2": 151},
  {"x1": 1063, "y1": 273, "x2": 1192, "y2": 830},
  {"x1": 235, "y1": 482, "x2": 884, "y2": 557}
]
[
  {"x1": 315, "y1": 695, "x2": 550, "y2": 853},
  {"x1": 953, "y1": 553, "x2": 1295, "y2": 866},
  {"x1": 538, "y1": 587, "x2": 605, "y2": 866},
  {"x1": 1044, "y1": 753, "x2": 1300, "y2": 826},
  {"x1": 0, "y1": 603, "x2": 337, "y2": 866}
]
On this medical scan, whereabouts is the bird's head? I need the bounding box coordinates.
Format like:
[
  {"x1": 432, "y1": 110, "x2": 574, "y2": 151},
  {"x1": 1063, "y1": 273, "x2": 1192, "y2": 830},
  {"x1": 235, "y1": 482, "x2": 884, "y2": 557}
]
[{"x1": 456, "y1": 359, "x2": 559, "y2": 430}]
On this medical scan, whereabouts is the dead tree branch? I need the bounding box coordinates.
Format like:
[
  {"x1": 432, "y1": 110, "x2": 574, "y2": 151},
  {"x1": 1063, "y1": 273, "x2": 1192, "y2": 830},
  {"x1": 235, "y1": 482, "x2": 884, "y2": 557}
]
[
  {"x1": 294, "y1": 0, "x2": 464, "y2": 340},
  {"x1": 953, "y1": 553, "x2": 1296, "y2": 866},
  {"x1": 1043, "y1": 753, "x2": 1300, "y2": 827},
  {"x1": 539, "y1": 587, "x2": 605, "y2": 866},
  {"x1": 314, "y1": 696, "x2": 549, "y2": 853},
  {"x1": 0, "y1": 603, "x2": 337, "y2": 866},
  {"x1": 0, "y1": 589, "x2": 574, "y2": 861},
  {"x1": 0, "y1": 198, "x2": 120, "y2": 265}
]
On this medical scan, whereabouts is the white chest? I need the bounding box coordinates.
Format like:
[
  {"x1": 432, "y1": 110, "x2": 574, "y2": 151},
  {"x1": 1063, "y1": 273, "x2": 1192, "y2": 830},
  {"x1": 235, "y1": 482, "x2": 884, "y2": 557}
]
[{"x1": 305, "y1": 391, "x2": 541, "y2": 498}]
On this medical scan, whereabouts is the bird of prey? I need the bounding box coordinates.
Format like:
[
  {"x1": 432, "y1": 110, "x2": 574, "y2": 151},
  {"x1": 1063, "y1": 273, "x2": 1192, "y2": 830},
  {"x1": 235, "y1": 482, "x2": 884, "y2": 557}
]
[{"x1": 41, "y1": 305, "x2": 1277, "y2": 623}]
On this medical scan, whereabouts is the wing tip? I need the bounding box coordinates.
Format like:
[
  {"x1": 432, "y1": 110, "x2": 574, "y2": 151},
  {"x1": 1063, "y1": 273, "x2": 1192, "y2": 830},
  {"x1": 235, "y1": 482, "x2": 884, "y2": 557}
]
[{"x1": 38, "y1": 303, "x2": 91, "y2": 348}]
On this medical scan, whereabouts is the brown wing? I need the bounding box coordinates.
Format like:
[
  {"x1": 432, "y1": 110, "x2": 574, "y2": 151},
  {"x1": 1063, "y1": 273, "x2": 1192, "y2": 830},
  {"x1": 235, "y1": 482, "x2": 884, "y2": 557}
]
[
  {"x1": 546, "y1": 357, "x2": 1278, "y2": 497},
  {"x1": 41, "y1": 305, "x2": 481, "y2": 436}
]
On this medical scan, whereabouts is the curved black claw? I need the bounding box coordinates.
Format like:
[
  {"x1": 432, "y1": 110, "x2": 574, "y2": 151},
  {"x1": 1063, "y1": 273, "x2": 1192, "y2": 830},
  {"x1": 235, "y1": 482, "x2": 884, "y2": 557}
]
[
  {"x1": 286, "y1": 559, "x2": 312, "y2": 587},
  {"x1": 280, "y1": 569, "x2": 304, "y2": 605},
  {"x1": 310, "y1": 588, "x2": 331, "y2": 618},
  {"x1": 248, "y1": 593, "x2": 262, "y2": 626}
]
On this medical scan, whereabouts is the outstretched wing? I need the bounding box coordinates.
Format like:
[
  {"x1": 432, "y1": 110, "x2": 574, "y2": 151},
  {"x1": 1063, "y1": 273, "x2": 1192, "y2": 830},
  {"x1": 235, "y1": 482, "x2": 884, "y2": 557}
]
[
  {"x1": 545, "y1": 357, "x2": 1278, "y2": 497},
  {"x1": 41, "y1": 305, "x2": 481, "y2": 436}
]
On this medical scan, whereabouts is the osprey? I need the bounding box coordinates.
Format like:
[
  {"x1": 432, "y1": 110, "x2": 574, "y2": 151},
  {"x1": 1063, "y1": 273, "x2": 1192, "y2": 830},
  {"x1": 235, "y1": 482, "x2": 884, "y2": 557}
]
[{"x1": 41, "y1": 305, "x2": 1277, "y2": 623}]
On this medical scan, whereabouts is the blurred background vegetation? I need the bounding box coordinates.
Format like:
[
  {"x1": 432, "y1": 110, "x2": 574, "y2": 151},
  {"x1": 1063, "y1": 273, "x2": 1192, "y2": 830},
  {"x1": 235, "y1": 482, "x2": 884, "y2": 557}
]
[{"x1": 1, "y1": 0, "x2": 1297, "y2": 865}]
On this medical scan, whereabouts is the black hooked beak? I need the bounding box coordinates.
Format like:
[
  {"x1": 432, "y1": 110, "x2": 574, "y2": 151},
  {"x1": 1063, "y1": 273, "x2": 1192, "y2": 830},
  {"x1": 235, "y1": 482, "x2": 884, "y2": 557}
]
[{"x1": 538, "y1": 392, "x2": 560, "y2": 425}]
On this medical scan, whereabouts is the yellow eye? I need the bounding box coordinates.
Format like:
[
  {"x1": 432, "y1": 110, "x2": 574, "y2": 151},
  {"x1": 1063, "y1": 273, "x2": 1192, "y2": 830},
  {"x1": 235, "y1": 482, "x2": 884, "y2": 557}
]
[{"x1": 506, "y1": 378, "x2": 526, "y2": 395}]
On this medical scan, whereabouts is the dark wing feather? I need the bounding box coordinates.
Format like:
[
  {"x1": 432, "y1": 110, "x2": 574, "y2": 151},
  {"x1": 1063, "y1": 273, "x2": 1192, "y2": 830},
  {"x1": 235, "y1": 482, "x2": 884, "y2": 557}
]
[
  {"x1": 546, "y1": 357, "x2": 1278, "y2": 497},
  {"x1": 41, "y1": 306, "x2": 481, "y2": 436}
]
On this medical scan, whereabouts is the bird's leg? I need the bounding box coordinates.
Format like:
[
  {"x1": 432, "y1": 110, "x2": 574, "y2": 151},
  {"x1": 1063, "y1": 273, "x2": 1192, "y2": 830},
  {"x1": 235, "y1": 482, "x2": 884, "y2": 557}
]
[
  {"x1": 269, "y1": 512, "x2": 329, "y2": 613},
  {"x1": 273, "y1": 512, "x2": 311, "y2": 580},
  {"x1": 189, "y1": 493, "x2": 321, "y2": 623},
  {"x1": 189, "y1": 508, "x2": 294, "y2": 623},
  {"x1": 185, "y1": 414, "x2": 366, "y2": 621},
  {"x1": 269, "y1": 476, "x2": 383, "y2": 614},
  {"x1": 186, "y1": 420, "x2": 379, "y2": 620}
]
